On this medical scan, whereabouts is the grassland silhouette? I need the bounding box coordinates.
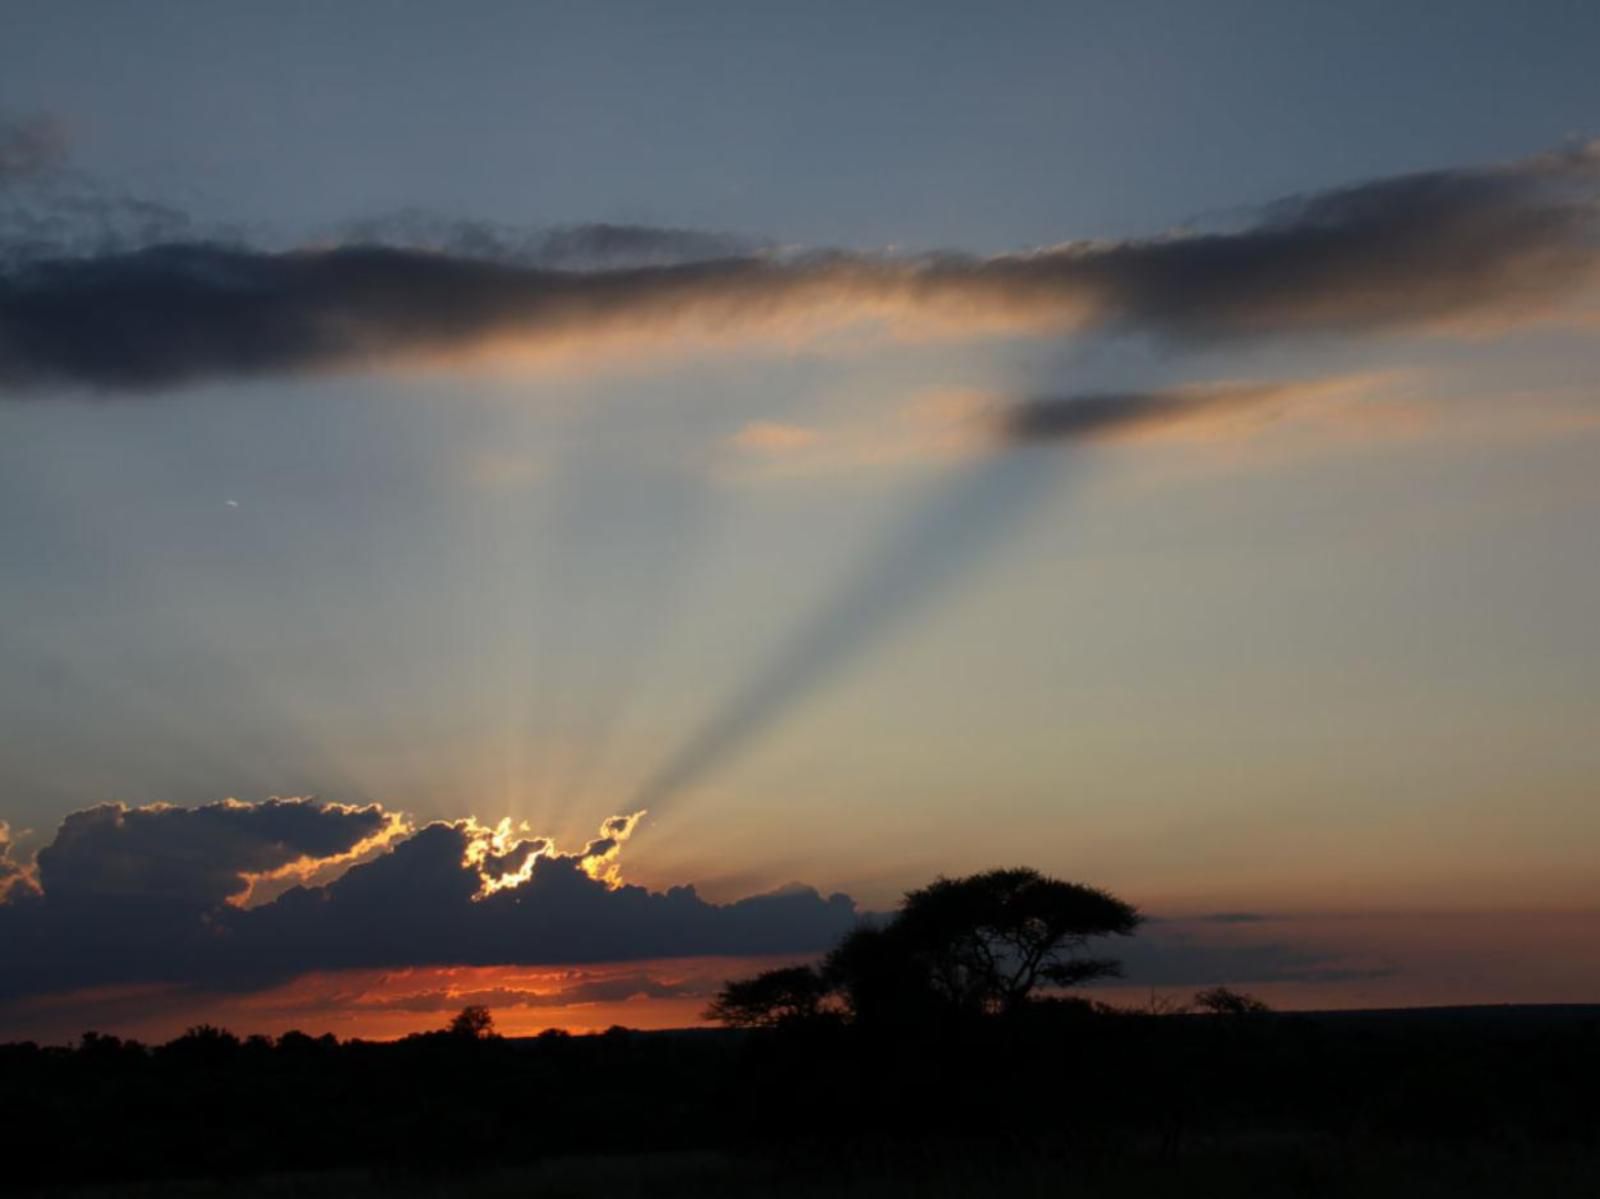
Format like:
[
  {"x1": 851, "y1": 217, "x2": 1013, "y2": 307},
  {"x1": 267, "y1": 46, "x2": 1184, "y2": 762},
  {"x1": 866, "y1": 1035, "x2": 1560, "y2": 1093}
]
[{"x1": 3, "y1": 867, "x2": 1597, "y2": 1197}]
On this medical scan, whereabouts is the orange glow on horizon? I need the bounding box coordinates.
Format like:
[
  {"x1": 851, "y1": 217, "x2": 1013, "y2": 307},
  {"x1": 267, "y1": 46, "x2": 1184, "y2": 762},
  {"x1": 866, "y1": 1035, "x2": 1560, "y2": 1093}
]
[
  {"x1": 0, "y1": 957, "x2": 809, "y2": 1046},
  {"x1": 6, "y1": 908, "x2": 1599, "y2": 1046}
]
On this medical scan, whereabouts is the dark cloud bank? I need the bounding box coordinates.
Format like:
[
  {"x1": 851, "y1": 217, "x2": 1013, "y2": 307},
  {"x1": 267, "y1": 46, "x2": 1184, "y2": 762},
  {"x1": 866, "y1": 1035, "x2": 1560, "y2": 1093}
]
[
  {"x1": 0, "y1": 798, "x2": 1373, "y2": 1012},
  {"x1": 1, "y1": 141, "x2": 1595, "y2": 392},
  {"x1": 0, "y1": 799, "x2": 859, "y2": 1003}
]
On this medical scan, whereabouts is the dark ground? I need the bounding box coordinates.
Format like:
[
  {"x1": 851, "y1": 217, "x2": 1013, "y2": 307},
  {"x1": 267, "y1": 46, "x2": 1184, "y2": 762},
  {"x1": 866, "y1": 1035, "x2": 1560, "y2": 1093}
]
[{"x1": 6, "y1": 1004, "x2": 1598, "y2": 1197}]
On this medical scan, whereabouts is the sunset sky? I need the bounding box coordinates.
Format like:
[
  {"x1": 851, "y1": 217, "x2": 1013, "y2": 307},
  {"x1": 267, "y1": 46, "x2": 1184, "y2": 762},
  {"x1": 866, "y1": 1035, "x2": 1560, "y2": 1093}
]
[{"x1": 2, "y1": 1, "x2": 1599, "y2": 1042}]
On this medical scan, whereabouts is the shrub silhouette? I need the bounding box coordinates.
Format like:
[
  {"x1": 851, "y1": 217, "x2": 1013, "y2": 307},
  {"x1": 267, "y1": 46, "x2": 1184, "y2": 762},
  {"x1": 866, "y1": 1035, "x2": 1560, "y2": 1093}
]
[{"x1": 1193, "y1": 986, "x2": 1272, "y2": 1016}]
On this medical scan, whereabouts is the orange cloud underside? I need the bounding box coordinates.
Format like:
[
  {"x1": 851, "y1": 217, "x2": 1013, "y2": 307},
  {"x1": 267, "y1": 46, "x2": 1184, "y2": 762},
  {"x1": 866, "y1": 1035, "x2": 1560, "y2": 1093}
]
[
  {"x1": 6, "y1": 957, "x2": 808, "y2": 1045},
  {"x1": 223, "y1": 961, "x2": 742, "y2": 1040},
  {"x1": 9, "y1": 913, "x2": 1598, "y2": 1046}
]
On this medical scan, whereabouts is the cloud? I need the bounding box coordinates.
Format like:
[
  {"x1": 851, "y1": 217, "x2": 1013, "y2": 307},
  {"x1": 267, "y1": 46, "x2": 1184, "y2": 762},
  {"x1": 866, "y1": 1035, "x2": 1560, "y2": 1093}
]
[
  {"x1": 31, "y1": 797, "x2": 400, "y2": 910},
  {"x1": 728, "y1": 374, "x2": 1455, "y2": 491},
  {"x1": 1071, "y1": 140, "x2": 1600, "y2": 340},
  {"x1": 0, "y1": 958, "x2": 781, "y2": 1042},
  {"x1": 730, "y1": 421, "x2": 822, "y2": 453},
  {"x1": 0, "y1": 113, "x2": 68, "y2": 184},
  {"x1": 364, "y1": 971, "x2": 700, "y2": 1014},
  {"x1": 1106, "y1": 916, "x2": 1392, "y2": 987},
  {"x1": 0, "y1": 799, "x2": 861, "y2": 1003},
  {"x1": 0, "y1": 822, "x2": 38, "y2": 901},
  {"x1": 526, "y1": 223, "x2": 767, "y2": 270},
  {"x1": 0, "y1": 115, "x2": 212, "y2": 267},
  {"x1": 1000, "y1": 382, "x2": 1291, "y2": 446},
  {"x1": 2, "y1": 141, "x2": 1596, "y2": 393},
  {"x1": 227, "y1": 817, "x2": 856, "y2": 989},
  {"x1": 334, "y1": 214, "x2": 766, "y2": 270},
  {"x1": 997, "y1": 373, "x2": 1422, "y2": 449},
  {"x1": 1012, "y1": 373, "x2": 1600, "y2": 489}
]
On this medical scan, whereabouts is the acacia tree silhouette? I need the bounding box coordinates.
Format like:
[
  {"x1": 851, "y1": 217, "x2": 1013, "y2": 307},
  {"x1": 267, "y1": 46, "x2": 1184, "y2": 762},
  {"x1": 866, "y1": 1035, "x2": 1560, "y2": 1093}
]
[
  {"x1": 709, "y1": 867, "x2": 1142, "y2": 1028},
  {"x1": 704, "y1": 964, "x2": 834, "y2": 1028},
  {"x1": 887, "y1": 868, "x2": 1142, "y2": 1015}
]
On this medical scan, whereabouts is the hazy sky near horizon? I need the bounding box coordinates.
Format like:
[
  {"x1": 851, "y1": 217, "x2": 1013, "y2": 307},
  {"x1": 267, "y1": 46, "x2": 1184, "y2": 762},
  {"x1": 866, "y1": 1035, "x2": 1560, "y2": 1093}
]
[{"x1": 3, "y1": 1, "x2": 1599, "y2": 1033}]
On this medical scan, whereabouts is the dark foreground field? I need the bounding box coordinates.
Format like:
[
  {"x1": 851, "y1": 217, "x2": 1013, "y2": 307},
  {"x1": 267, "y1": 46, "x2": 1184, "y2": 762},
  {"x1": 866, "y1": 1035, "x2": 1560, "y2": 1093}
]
[
  {"x1": 34, "y1": 1141, "x2": 1600, "y2": 1199},
  {"x1": 8, "y1": 1004, "x2": 1598, "y2": 1197}
]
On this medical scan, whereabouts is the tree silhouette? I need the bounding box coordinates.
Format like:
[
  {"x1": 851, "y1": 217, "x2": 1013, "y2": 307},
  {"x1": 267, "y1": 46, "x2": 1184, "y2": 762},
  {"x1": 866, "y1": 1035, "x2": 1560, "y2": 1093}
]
[
  {"x1": 823, "y1": 923, "x2": 943, "y2": 1028},
  {"x1": 712, "y1": 867, "x2": 1142, "y2": 1028},
  {"x1": 447, "y1": 1004, "x2": 496, "y2": 1039},
  {"x1": 889, "y1": 868, "x2": 1142, "y2": 1014},
  {"x1": 704, "y1": 964, "x2": 832, "y2": 1028}
]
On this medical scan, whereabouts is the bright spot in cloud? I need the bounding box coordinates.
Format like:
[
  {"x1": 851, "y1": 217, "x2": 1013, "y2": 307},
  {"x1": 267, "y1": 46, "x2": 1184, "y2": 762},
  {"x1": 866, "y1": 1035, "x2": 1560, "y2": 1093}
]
[{"x1": 731, "y1": 422, "x2": 822, "y2": 453}]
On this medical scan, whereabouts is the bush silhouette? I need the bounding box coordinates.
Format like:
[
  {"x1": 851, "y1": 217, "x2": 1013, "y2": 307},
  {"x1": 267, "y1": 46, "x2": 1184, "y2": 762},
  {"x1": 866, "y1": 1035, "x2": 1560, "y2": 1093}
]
[{"x1": 1192, "y1": 986, "x2": 1272, "y2": 1016}]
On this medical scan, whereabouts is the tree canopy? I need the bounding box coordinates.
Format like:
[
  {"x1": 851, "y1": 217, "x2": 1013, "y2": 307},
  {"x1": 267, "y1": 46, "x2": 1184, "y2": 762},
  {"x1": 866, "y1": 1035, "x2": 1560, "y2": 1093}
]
[
  {"x1": 889, "y1": 868, "x2": 1142, "y2": 1014},
  {"x1": 447, "y1": 1004, "x2": 496, "y2": 1040},
  {"x1": 703, "y1": 964, "x2": 832, "y2": 1028},
  {"x1": 709, "y1": 867, "x2": 1142, "y2": 1028}
]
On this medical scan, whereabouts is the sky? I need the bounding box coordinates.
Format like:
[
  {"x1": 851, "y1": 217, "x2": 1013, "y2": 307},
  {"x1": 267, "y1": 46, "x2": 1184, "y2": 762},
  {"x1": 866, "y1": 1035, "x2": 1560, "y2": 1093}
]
[{"x1": 2, "y1": 0, "x2": 1599, "y2": 1041}]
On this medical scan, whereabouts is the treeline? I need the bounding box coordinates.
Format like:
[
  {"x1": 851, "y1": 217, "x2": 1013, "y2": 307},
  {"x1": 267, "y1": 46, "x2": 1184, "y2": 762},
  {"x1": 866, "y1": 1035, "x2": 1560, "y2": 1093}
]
[
  {"x1": 1, "y1": 1022, "x2": 733, "y2": 1186},
  {"x1": 2, "y1": 1001, "x2": 1598, "y2": 1191},
  {"x1": 2, "y1": 869, "x2": 1597, "y2": 1191}
]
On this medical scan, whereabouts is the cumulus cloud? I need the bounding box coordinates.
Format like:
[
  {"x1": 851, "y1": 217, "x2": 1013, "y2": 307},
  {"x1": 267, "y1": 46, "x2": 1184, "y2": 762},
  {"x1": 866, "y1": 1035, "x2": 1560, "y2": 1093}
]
[
  {"x1": 2, "y1": 142, "x2": 1596, "y2": 393},
  {"x1": 0, "y1": 797, "x2": 1403, "y2": 1034},
  {"x1": 31, "y1": 797, "x2": 402, "y2": 910},
  {"x1": 0, "y1": 822, "x2": 38, "y2": 901},
  {"x1": 227, "y1": 817, "x2": 856, "y2": 989},
  {"x1": 0, "y1": 799, "x2": 860, "y2": 1003}
]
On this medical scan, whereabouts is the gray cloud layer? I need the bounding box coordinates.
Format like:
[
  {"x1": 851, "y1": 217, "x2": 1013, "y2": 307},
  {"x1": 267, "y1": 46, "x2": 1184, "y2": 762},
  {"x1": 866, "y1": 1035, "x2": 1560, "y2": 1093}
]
[
  {"x1": 0, "y1": 799, "x2": 860, "y2": 1002},
  {"x1": 0, "y1": 799, "x2": 1378, "y2": 1015},
  {"x1": 336, "y1": 213, "x2": 767, "y2": 271},
  {"x1": 34, "y1": 798, "x2": 391, "y2": 909},
  {"x1": 2, "y1": 142, "x2": 1595, "y2": 393},
  {"x1": 1000, "y1": 382, "x2": 1291, "y2": 445}
]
